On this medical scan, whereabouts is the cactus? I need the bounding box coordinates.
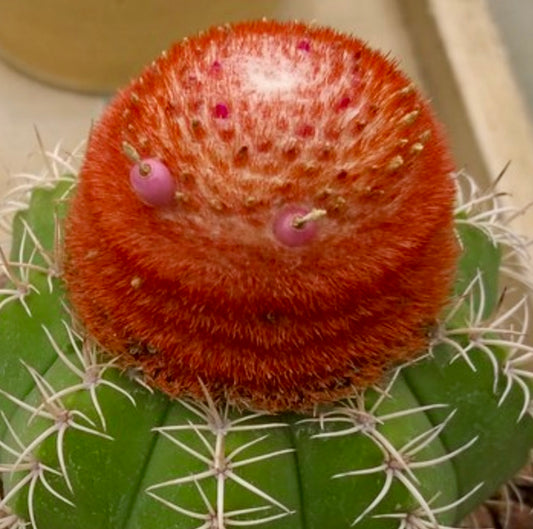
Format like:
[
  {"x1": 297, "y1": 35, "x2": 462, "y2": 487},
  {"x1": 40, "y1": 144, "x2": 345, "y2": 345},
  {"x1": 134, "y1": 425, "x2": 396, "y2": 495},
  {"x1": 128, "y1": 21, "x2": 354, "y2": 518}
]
[{"x1": 1, "y1": 20, "x2": 533, "y2": 529}]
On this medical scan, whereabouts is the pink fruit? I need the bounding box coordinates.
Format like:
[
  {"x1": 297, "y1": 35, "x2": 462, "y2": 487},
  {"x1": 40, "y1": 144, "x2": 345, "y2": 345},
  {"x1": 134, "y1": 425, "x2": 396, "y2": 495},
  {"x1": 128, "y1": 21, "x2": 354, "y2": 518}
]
[{"x1": 129, "y1": 157, "x2": 176, "y2": 207}]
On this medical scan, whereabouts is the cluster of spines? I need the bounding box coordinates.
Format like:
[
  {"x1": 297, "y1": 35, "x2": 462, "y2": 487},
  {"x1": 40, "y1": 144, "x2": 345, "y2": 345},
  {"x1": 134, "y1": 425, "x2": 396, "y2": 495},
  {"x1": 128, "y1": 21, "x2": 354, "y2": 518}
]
[
  {"x1": 299, "y1": 369, "x2": 481, "y2": 529},
  {"x1": 1, "y1": 147, "x2": 533, "y2": 529},
  {"x1": 0, "y1": 140, "x2": 80, "y2": 235},
  {"x1": 147, "y1": 392, "x2": 296, "y2": 529},
  {"x1": 0, "y1": 505, "x2": 29, "y2": 529}
]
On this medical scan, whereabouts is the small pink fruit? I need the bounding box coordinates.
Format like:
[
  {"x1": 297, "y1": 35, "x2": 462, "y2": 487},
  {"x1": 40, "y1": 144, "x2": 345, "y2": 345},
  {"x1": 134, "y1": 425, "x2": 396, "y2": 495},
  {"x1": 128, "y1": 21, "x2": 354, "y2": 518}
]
[
  {"x1": 272, "y1": 206, "x2": 324, "y2": 247},
  {"x1": 129, "y1": 158, "x2": 176, "y2": 207}
]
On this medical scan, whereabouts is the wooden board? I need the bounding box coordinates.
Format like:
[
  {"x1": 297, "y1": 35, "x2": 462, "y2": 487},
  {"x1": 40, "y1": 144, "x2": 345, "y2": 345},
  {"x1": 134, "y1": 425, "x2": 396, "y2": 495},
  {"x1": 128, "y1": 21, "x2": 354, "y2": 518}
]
[{"x1": 402, "y1": 0, "x2": 533, "y2": 241}]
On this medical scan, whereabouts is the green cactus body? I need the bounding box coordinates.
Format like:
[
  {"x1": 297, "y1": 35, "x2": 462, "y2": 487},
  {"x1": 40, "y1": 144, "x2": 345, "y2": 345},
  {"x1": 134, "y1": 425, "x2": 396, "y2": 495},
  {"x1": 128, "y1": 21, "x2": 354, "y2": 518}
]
[{"x1": 1, "y1": 165, "x2": 532, "y2": 529}]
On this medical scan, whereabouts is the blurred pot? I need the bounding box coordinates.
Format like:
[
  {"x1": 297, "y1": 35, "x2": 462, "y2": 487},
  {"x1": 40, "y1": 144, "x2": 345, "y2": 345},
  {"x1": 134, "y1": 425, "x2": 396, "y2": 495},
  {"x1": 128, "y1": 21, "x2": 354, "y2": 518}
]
[{"x1": 0, "y1": 0, "x2": 279, "y2": 94}]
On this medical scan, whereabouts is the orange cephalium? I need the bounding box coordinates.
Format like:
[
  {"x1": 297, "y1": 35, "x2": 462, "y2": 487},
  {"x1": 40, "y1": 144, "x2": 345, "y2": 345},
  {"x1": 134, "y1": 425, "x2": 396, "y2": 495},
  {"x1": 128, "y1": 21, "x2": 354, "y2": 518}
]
[{"x1": 64, "y1": 20, "x2": 458, "y2": 411}]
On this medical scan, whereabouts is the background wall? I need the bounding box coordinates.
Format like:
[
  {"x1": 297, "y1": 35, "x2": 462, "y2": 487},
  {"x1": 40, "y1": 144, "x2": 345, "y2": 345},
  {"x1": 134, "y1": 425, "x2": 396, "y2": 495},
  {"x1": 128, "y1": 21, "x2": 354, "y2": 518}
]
[{"x1": 487, "y1": 0, "x2": 533, "y2": 123}]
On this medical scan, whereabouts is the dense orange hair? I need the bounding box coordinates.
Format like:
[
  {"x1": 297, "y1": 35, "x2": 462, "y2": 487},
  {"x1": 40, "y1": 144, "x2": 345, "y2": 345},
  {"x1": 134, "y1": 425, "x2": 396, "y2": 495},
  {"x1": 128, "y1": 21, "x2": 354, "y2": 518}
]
[{"x1": 64, "y1": 20, "x2": 458, "y2": 410}]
